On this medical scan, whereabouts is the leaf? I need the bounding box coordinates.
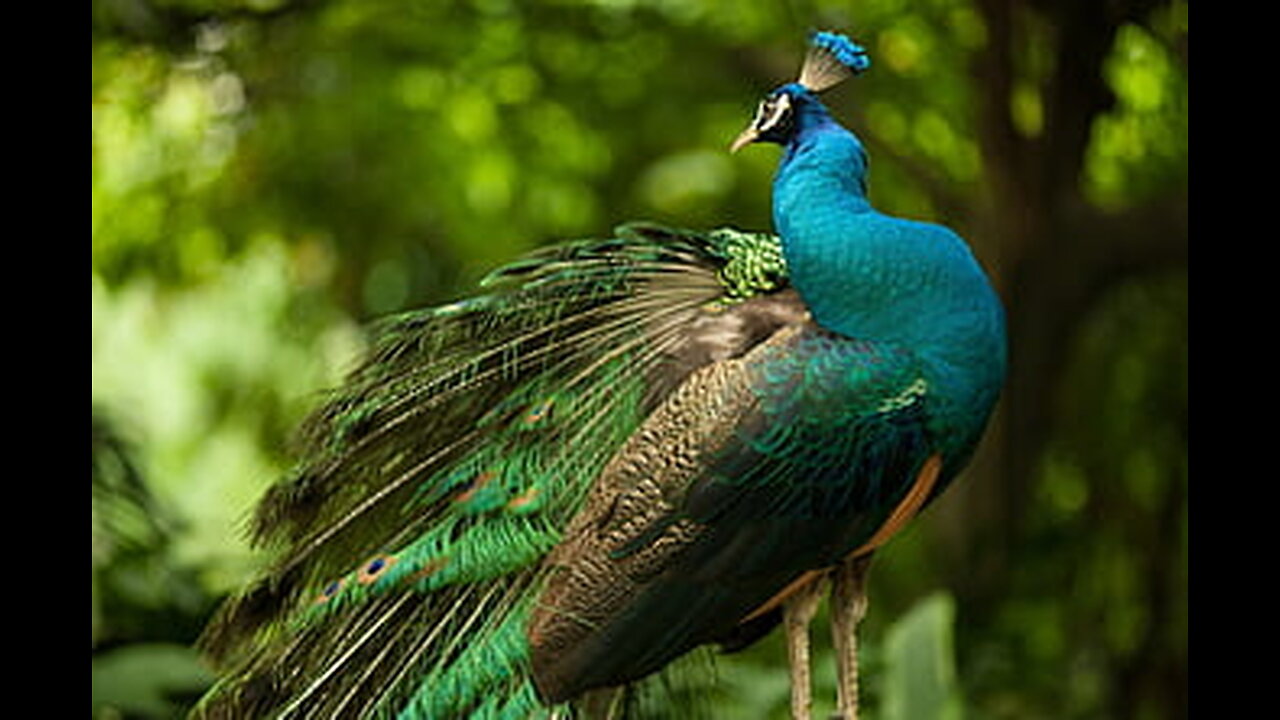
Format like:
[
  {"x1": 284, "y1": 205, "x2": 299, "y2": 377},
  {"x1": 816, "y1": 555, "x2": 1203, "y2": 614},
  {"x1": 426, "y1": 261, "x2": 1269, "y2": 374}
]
[
  {"x1": 92, "y1": 643, "x2": 213, "y2": 719},
  {"x1": 882, "y1": 592, "x2": 963, "y2": 720}
]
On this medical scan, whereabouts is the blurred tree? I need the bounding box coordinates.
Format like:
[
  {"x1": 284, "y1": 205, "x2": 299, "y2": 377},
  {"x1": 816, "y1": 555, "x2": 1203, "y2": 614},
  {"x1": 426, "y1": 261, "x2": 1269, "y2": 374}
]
[{"x1": 91, "y1": 0, "x2": 1186, "y2": 717}]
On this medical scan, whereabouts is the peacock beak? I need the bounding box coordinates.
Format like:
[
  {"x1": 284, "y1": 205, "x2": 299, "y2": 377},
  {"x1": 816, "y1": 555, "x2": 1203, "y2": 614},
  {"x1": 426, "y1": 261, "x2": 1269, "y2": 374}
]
[{"x1": 730, "y1": 125, "x2": 759, "y2": 153}]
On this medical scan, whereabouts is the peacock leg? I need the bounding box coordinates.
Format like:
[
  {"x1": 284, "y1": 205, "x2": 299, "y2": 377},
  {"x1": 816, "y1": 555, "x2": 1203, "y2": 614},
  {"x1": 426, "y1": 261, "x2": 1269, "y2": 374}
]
[
  {"x1": 783, "y1": 577, "x2": 825, "y2": 720},
  {"x1": 830, "y1": 554, "x2": 872, "y2": 720}
]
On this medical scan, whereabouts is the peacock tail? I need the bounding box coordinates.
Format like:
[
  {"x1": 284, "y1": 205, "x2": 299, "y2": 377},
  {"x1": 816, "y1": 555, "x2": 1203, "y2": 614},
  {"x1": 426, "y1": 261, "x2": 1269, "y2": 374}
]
[{"x1": 192, "y1": 223, "x2": 791, "y2": 719}]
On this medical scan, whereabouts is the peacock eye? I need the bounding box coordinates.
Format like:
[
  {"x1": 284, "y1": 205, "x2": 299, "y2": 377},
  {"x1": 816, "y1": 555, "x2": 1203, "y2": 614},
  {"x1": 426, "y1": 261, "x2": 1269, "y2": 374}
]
[{"x1": 357, "y1": 554, "x2": 398, "y2": 584}]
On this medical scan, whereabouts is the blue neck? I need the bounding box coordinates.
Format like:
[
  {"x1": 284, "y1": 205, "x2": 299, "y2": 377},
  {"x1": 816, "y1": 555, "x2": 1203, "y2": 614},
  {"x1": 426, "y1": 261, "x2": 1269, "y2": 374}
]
[
  {"x1": 771, "y1": 92, "x2": 889, "y2": 341},
  {"x1": 772, "y1": 93, "x2": 871, "y2": 221},
  {"x1": 769, "y1": 87, "x2": 1005, "y2": 387}
]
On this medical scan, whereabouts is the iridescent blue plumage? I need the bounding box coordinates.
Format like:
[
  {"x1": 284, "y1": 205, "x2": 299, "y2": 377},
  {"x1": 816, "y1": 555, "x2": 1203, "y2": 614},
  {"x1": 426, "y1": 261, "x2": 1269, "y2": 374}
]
[
  {"x1": 767, "y1": 64, "x2": 1005, "y2": 486},
  {"x1": 811, "y1": 31, "x2": 869, "y2": 70},
  {"x1": 193, "y1": 30, "x2": 1004, "y2": 720}
]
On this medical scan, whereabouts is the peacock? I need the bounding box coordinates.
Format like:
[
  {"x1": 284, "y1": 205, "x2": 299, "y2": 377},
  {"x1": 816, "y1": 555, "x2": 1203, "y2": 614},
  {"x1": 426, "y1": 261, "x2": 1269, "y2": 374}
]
[{"x1": 192, "y1": 30, "x2": 1006, "y2": 720}]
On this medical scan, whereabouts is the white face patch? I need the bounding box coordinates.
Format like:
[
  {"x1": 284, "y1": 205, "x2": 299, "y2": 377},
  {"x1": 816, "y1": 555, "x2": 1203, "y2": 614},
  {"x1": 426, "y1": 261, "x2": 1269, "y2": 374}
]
[
  {"x1": 754, "y1": 92, "x2": 792, "y2": 133},
  {"x1": 730, "y1": 91, "x2": 795, "y2": 152}
]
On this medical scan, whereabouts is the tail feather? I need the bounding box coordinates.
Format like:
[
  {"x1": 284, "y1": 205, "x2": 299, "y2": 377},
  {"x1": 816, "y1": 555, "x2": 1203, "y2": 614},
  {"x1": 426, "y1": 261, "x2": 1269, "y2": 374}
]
[{"x1": 193, "y1": 224, "x2": 789, "y2": 718}]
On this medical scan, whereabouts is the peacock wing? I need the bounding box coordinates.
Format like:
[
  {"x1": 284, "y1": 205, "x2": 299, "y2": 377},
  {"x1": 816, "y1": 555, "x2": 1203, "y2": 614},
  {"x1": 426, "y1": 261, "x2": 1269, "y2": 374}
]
[
  {"x1": 527, "y1": 320, "x2": 938, "y2": 703},
  {"x1": 190, "y1": 224, "x2": 793, "y2": 719}
]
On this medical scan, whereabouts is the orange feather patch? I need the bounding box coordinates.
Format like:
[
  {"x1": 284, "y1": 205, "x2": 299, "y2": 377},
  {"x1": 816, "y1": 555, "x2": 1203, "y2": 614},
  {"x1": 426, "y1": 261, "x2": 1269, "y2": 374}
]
[
  {"x1": 847, "y1": 453, "x2": 942, "y2": 558},
  {"x1": 453, "y1": 471, "x2": 495, "y2": 504},
  {"x1": 506, "y1": 487, "x2": 541, "y2": 512}
]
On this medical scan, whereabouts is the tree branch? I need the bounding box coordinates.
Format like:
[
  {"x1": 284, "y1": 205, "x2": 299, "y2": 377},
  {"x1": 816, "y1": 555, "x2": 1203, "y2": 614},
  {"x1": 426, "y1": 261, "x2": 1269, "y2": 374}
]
[{"x1": 971, "y1": 0, "x2": 1031, "y2": 212}]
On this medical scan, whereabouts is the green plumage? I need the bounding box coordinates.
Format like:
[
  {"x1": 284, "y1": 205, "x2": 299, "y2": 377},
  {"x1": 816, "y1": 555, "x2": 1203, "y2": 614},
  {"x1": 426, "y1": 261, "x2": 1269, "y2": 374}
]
[{"x1": 192, "y1": 224, "x2": 800, "y2": 719}]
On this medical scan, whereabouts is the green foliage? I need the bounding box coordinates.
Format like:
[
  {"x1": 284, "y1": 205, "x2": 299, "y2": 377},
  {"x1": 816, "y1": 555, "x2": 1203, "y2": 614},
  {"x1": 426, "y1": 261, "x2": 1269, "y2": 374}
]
[
  {"x1": 92, "y1": 244, "x2": 361, "y2": 592},
  {"x1": 1086, "y1": 19, "x2": 1189, "y2": 208},
  {"x1": 93, "y1": 644, "x2": 214, "y2": 719},
  {"x1": 958, "y1": 274, "x2": 1187, "y2": 720}
]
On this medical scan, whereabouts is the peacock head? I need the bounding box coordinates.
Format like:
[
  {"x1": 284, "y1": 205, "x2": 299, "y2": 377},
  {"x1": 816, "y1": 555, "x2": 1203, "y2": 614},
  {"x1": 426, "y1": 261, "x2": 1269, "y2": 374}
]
[{"x1": 730, "y1": 31, "x2": 871, "y2": 153}]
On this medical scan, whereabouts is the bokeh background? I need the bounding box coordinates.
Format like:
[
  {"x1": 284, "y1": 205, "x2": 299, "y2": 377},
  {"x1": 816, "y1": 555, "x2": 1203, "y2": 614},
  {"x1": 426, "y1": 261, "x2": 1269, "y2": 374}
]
[{"x1": 91, "y1": 0, "x2": 1187, "y2": 718}]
